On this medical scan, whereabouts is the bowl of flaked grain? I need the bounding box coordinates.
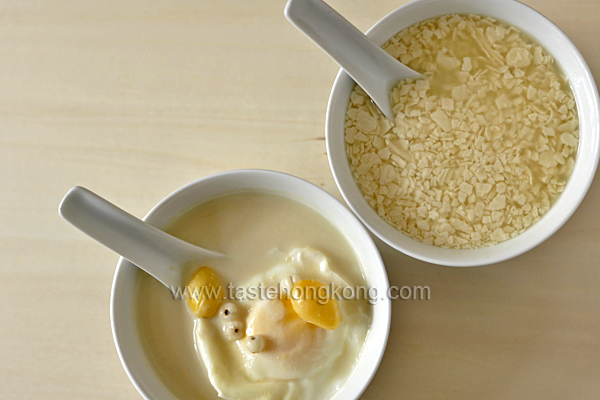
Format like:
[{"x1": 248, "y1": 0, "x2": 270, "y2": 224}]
[{"x1": 326, "y1": 0, "x2": 599, "y2": 266}]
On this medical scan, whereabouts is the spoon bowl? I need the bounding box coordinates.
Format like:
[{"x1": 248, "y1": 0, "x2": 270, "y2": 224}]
[
  {"x1": 59, "y1": 186, "x2": 225, "y2": 288},
  {"x1": 109, "y1": 169, "x2": 391, "y2": 400},
  {"x1": 285, "y1": 0, "x2": 423, "y2": 120},
  {"x1": 325, "y1": 0, "x2": 600, "y2": 266}
]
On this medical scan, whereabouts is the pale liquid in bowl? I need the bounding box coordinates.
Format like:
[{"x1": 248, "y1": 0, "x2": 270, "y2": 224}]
[
  {"x1": 134, "y1": 192, "x2": 372, "y2": 399},
  {"x1": 345, "y1": 14, "x2": 579, "y2": 249}
]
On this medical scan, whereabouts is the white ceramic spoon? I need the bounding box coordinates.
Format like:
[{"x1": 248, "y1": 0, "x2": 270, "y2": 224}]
[
  {"x1": 59, "y1": 186, "x2": 225, "y2": 288},
  {"x1": 285, "y1": 0, "x2": 423, "y2": 120}
]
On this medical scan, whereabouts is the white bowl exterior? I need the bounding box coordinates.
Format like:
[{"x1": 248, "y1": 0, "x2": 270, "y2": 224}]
[
  {"x1": 111, "y1": 170, "x2": 391, "y2": 400},
  {"x1": 327, "y1": 0, "x2": 600, "y2": 267}
]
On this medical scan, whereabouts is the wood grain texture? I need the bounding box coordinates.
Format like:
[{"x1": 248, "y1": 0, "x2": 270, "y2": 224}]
[{"x1": 0, "y1": 0, "x2": 598, "y2": 399}]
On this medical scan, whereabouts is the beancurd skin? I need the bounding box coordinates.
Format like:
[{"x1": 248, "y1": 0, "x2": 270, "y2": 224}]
[
  {"x1": 134, "y1": 192, "x2": 372, "y2": 400},
  {"x1": 345, "y1": 13, "x2": 579, "y2": 249}
]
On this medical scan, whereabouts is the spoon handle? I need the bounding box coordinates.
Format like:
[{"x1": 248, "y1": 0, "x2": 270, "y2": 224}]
[
  {"x1": 59, "y1": 186, "x2": 221, "y2": 288},
  {"x1": 285, "y1": 0, "x2": 421, "y2": 120}
]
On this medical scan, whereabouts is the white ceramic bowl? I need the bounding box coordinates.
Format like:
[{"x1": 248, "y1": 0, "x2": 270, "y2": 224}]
[
  {"x1": 110, "y1": 170, "x2": 391, "y2": 400},
  {"x1": 327, "y1": 0, "x2": 600, "y2": 267}
]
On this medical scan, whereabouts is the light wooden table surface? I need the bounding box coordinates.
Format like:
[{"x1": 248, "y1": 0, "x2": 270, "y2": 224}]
[{"x1": 1, "y1": 0, "x2": 599, "y2": 399}]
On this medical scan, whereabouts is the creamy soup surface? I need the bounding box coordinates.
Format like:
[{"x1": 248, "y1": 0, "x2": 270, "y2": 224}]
[{"x1": 135, "y1": 192, "x2": 372, "y2": 400}]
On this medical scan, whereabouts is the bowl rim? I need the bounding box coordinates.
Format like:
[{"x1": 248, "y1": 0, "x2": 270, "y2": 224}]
[
  {"x1": 326, "y1": 0, "x2": 600, "y2": 267},
  {"x1": 110, "y1": 169, "x2": 391, "y2": 400}
]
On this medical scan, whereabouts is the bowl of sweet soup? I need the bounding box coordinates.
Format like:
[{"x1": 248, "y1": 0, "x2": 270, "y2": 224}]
[
  {"x1": 326, "y1": 0, "x2": 600, "y2": 266},
  {"x1": 111, "y1": 170, "x2": 391, "y2": 400}
]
